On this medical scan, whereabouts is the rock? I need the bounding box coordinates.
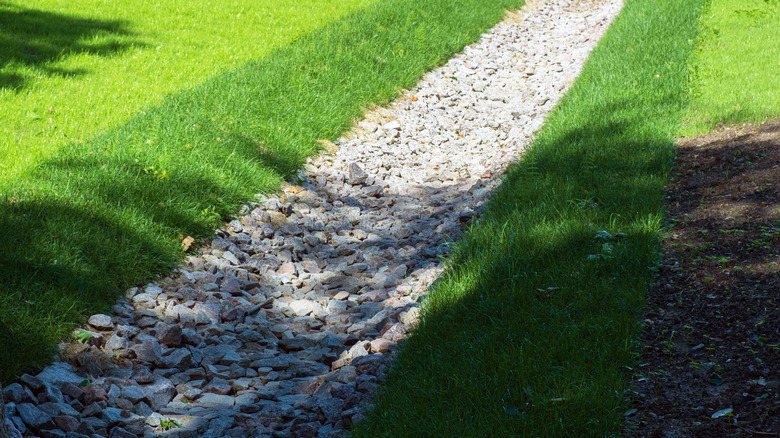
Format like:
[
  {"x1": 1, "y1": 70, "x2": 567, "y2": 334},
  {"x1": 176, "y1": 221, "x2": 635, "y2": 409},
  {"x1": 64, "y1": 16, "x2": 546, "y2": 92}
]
[
  {"x1": 163, "y1": 348, "x2": 193, "y2": 370},
  {"x1": 87, "y1": 314, "x2": 114, "y2": 331},
  {"x1": 278, "y1": 336, "x2": 318, "y2": 352},
  {"x1": 101, "y1": 407, "x2": 142, "y2": 428},
  {"x1": 131, "y1": 293, "x2": 155, "y2": 304},
  {"x1": 347, "y1": 163, "x2": 368, "y2": 185},
  {"x1": 121, "y1": 386, "x2": 145, "y2": 404},
  {"x1": 131, "y1": 334, "x2": 163, "y2": 364},
  {"x1": 203, "y1": 377, "x2": 231, "y2": 395},
  {"x1": 326, "y1": 300, "x2": 348, "y2": 314},
  {"x1": 292, "y1": 421, "x2": 321, "y2": 437},
  {"x1": 37, "y1": 402, "x2": 79, "y2": 418},
  {"x1": 278, "y1": 262, "x2": 296, "y2": 276},
  {"x1": 59, "y1": 382, "x2": 84, "y2": 401},
  {"x1": 181, "y1": 328, "x2": 204, "y2": 345},
  {"x1": 253, "y1": 356, "x2": 293, "y2": 371},
  {"x1": 36, "y1": 362, "x2": 83, "y2": 388},
  {"x1": 82, "y1": 385, "x2": 108, "y2": 405},
  {"x1": 109, "y1": 426, "x2": 138, "y2": 438},
  {"x1": 131, "y1": 366, "x2": 154, "y2": 384},
  {"x1": 5, "y1": 421, "x2": 23, "y2": 438},
  {"x1": 16, "y1": 403, "x2": 54, "y2": 432},
  {"x1": 2, "y1": 384, "x2": 28, "y2": 404},
  {"x1": 104, "y1": 333, "x2": 132, "y2": 352},
  {"x1": 192, "y1": 393, "x2": 235, "y2": 409},
  {"x1": 399, "y1": 307, "x2": 420, "y2": 326},
  {"x1": 143, "y1": 377, "x2": 176, "y2": 411},
  {"x1": 289, "y1": 299, "x2": 316, "y2": 316},
  {"x1": 220, "y1": 275, "x2": 242, "y2": 293},
  {"x1": 53, "y1": 415, "x2": 80, "y2": 432},
  {"x1": 332, "y1": 291, "x2": 350, "y2": 301},
  {"x1": 369, "y1": 338, "x2": 392, "y2": 353},
  {"x1": 383, "y1": 120, "x2": 401, "y2": 131},
  {"x1": 156, "y1": 323, "x2": 183, "y2": 346},
  {"x1": 333, "y1": 366, "x2": 358, "y2": 384}
]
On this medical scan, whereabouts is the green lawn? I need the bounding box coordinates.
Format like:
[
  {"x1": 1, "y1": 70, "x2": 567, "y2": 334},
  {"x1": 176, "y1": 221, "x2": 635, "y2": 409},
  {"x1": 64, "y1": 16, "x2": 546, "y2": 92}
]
[
  {"x1": 0, "y1": 0, "x2": 372, "y2": 180},
  {"x1": 355, "y1": 0, "x2": 706, "y2": 435},
  {"x1": 682, "y1": 0, "x2": 780, "y2": 134},
  {"x1": 0, "y1": 0, "x2": 526, "y2": 381}
]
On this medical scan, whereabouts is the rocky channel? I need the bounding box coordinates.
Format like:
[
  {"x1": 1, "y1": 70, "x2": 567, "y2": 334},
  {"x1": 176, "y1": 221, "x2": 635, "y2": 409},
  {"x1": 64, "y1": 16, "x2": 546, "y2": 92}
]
[{"x1": 2, "y1": 0, "x2": 622, "y2": 436}]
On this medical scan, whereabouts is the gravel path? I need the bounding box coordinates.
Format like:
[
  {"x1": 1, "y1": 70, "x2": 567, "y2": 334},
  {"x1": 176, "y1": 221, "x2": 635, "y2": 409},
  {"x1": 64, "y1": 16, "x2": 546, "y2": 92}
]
[{"x1": 3, "y1": 1, "x2": 622, "y2": 437}]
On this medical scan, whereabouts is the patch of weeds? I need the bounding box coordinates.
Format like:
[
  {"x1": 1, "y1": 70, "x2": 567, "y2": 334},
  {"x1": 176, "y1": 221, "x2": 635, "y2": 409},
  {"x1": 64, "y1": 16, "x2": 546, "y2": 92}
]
[
  {"x1": 73, "y1": 330, "x2": 92, "y2": 344},
  {"x1": 160, "y1": 419, "x2": 182, "y2": 431}
]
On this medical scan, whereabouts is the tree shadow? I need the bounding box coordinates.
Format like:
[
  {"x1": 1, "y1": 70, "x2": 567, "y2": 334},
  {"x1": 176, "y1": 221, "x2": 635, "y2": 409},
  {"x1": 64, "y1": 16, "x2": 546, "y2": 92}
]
[
  {"x1": 358, "y1": 107, "x2": 687, "y2": 435},
  {"x1": 0, "y1": 1, "x2": 142, "y2": 90},
  {"x1": 0, "y1": 197, "x2": 179, "y2": 382},
  {"x1": 0, "y1": 142, "x2": 281, "y2": 381}
]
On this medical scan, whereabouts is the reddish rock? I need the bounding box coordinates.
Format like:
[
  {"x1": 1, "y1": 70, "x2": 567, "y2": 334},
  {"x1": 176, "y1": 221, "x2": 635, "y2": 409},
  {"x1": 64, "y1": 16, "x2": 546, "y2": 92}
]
[{"x1": 53, "y1": 415, "x2": 81, "y2": 432}]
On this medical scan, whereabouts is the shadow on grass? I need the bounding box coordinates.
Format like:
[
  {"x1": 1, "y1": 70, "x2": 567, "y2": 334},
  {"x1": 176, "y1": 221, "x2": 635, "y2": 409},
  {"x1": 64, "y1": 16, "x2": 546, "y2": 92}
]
[
  {"x1": 0, "y1": 146, "x2": 283, "y2": 381},
  {"x1": 357, "y1": 96, "x2": 688, "y2": 435},
  {"x1": 0, "y1": 198, "x2": 174, "y2": 380},
  {"x1": 0, "y1": 1, "x2": 142, "y2": 90}
]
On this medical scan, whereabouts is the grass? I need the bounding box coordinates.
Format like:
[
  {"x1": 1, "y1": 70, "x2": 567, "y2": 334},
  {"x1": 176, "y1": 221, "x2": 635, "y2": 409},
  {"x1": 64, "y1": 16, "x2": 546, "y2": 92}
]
[
  {"x1": 0, "y1": 0, "x2": 373, "y2": 181},
  {"x1": 682, "y1": 0, "x2": 780, "y2": 134},
  {"x1": 0, "y1": 0, "x2": 527, "y2": 381},
  {"x1": 354, "y1": 0, "x2": 707, "y2": 436}
]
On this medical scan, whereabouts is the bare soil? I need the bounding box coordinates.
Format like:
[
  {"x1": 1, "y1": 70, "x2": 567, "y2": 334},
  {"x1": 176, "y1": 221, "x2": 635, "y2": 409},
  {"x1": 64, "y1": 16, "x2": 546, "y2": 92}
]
[{"x1": 625, "y1": 119, "x2": 780, "y2": 437}]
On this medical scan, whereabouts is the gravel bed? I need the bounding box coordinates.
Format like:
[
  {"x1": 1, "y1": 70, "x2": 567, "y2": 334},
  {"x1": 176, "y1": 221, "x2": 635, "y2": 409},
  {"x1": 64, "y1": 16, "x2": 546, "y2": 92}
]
[{"x1": 2, "y1": 0, "x2": 621, "y2": 436}]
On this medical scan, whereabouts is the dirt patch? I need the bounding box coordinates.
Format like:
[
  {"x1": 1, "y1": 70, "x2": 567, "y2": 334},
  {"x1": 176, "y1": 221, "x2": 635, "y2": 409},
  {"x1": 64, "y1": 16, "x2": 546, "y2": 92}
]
[{"x1": 625, "y1": 119, "x2": 780, "y2": 437}]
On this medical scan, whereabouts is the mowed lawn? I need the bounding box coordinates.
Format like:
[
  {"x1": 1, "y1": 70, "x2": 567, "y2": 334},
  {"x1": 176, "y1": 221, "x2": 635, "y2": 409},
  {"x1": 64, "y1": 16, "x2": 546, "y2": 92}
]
[
  {"x1": 682, "y1": 0, "x2": 780, "y2": 134},
  {"x1": 0, "y1": 0, "x2": 372, "y2": 180}
]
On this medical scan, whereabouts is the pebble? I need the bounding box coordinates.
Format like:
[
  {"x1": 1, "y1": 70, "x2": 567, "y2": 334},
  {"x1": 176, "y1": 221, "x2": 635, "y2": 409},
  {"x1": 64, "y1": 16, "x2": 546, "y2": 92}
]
[{"x1": 6, "y1": 0, "x2": 621, "y2": 436}]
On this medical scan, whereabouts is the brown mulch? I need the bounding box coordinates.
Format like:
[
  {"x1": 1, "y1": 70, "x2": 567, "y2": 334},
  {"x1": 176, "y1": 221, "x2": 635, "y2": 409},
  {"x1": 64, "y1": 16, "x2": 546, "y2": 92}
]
[{"x1": 624, "y1": 119, "x2": 780, "y2": 438}]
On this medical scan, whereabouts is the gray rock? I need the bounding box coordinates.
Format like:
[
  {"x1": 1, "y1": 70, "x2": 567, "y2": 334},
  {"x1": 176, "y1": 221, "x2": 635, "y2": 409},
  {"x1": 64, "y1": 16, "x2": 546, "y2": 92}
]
[
  {"x1": 36, "y1": 362, "x2": 84, "y2": 388},
  {"x1": 37, "y1": 402, "x2": 79, "y2": 418},
  {"x1": 289, "y1": 299, "x2": 316, "y2": 316},
  {"x1": 5, "y1": 420, "x2": 23, "y2": 438},
  {"x1": 143, "y1": 377, "x2": 176, "y2": 411},
  {"x1": 87, "y1": 314, "x2": 114, "y2": 330},
  {"x1": 131, "y1": 293, "x2": 155, "y2": 304},
  {"x1": 278, "y1": 336, "x2": 317, "y2": 352},
  {"x1": 108, "y1": 426, "x2": 138, "y2": 438},
  {"x1": 192, "y1": 393, "x2": 235, "y2": 409},
  {"x1": 220, "y1": 275, "x2": 242, "y2": 293},
  {"x1": 121, "y1": 386, "x2": 146, "y2": 403},
  {"x1": 347, "y1": 163, "x2": 368, "y2": 185},
  {"x1": 101, "y1": 407, "x2": 142, "y2": 427},
  {"x1": 164, "y1": 348, "x2": 193, "y2": 370},
  {"x1": 253, "y1": 356, "x2": 293, "y2": 370},
  {"x1": 145, "y1": 283, "x2": 163, "y2": 297},
  {"x1": 156, "y1": 323, "x2": 183, "y2": 346},
  {"x1": 131, "y1": 334, "x2": 163, "y2": 364},
  {"x1": 326, "y1": 300, "x2": 348, "y2": 314},
  {"x1": 202, "y1": 415, "x2": 234, "y2": 438},
  {"x1": 16, "y1": 403, "x2": 54, "y2": 432},
  {"x1": 104, "y1": 332, "x2": 132, "y2": 352},
  {"x1": 2, "y1": 383, "x2": 28, "y2": 404},
  {"x1": 203, "y1": 377, "x2": 231, "y2": 395}
]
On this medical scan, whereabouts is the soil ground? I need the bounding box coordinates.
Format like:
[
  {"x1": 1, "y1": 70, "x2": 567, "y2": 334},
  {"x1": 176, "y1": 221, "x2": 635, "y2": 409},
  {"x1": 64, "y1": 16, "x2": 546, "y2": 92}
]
[{"x1": 625, "y1": 119, "x2": 780, "y2": 437}]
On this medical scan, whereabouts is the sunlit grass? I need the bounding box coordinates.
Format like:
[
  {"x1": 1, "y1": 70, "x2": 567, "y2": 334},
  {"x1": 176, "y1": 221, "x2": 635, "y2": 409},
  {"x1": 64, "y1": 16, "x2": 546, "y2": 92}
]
[
  {"x1": 682, "y1": 0, "x2": 780, "y2": 134},
  {"x1": 0, "y1": 0, "x2": 371, "y2": 180}
]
